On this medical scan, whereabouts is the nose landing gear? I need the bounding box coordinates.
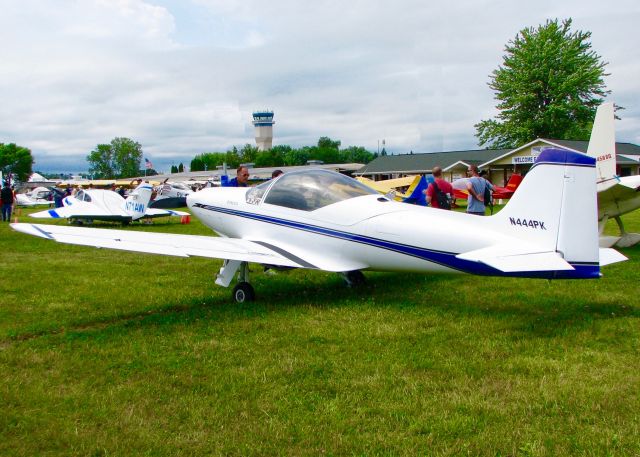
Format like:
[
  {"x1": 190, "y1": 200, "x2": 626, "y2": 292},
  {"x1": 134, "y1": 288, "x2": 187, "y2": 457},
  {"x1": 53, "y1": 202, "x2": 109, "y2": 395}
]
[{"x1": 217, "y1": 260, "x2": 256, "y2": 303}]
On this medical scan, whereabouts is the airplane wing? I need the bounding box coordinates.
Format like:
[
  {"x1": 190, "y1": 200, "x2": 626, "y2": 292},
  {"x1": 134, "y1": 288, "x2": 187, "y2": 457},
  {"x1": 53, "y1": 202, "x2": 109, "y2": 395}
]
[
  {"x1": 144, "y1": 208, "x2": 190, "y2": 218},
  {"x1": 29, "y1": 206, "x2": 127, "y2": 219},
  {"x1": 598, "y1": 180, "x2": 640, "y2": 206},
  {"x1": 10, "y1": 223, "x2": 311, "y2": 269}
]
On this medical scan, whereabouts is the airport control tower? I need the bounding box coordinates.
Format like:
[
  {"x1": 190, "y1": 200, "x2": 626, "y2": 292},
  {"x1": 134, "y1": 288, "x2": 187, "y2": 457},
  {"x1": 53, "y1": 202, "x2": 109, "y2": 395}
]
[{"x1": 252, "y1": 110, "x2": 275, "y2": 151}]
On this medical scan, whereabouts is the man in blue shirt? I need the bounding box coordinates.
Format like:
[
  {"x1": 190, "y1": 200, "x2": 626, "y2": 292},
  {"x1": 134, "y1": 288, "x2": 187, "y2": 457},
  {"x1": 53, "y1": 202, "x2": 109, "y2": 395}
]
[
  {"x1": 228, "y1": 166, "x2": 250, "y2": 187},
  {"x1": 465, "y1": 165, "x2": 493, "y2": 215}
]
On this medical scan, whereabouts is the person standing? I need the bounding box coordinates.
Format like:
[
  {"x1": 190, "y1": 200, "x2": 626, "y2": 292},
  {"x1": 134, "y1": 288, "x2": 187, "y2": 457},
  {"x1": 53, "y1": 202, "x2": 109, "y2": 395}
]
[
  {"x1": 425, "y1": 166, "x2": 453, "y2": 209},
  {"x1": 465, "y1": 165, "x2": 493, "y2": 215},
  {"x1": 228, "y1": 166, "x2": 250, "y2": 187},
  {"x1": 1, "y1": 182, "x2": 15, "y2": 222}
]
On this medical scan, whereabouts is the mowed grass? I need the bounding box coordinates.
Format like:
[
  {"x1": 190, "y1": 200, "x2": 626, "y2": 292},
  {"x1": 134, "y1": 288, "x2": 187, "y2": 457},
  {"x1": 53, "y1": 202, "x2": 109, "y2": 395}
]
[{"x1": 1, "y1": 206, "x2": 639, "y2": 456}]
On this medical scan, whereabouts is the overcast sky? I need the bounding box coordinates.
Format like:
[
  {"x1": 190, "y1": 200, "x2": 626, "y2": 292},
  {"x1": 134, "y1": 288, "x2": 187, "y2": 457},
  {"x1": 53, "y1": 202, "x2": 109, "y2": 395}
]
[{"x1": 2, "y1": 0, "x2": 639, "y2": 173}]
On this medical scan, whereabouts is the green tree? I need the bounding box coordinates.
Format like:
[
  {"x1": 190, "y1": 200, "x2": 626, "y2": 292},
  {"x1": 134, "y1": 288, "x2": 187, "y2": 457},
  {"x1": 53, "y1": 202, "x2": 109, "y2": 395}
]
[
  {"x1": 178, "y1": 163, "x2": 184, "y2": 173},
  {"x1": 475, "y1": 18, "x2": 610, "y2": 148},
  {"x1": 239, "y1": 144, "x2": 259, "y2": 164},
  {"x1": 314, "y1": 137, "x2": 341, "y2": 163},
  {"x1": 339, "y1": 146, "x2": 374, "y2": 164},
  {"x1": 0, "y1": 143, "x2": 34, "y2": 183},
  {"x1": 87, "y1": 137, "x2": 143, "y2": 178},
  {"x1": 87, "y1": 144, "x2": 114, "y2": 178}
]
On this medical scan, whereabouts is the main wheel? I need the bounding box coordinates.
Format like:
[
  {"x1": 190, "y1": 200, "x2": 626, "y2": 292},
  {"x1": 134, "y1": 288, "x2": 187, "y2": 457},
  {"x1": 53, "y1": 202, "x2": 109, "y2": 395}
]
[
  {"x1": 233, "y1": 282, "x2": 255, "y2": 303},
  {"x1": 345, "y1": 270, "x2": 366, "y2": 287}
]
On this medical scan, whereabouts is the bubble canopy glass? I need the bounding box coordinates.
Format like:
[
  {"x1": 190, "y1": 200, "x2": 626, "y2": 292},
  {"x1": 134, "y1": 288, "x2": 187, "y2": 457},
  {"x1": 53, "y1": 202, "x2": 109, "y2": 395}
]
[{"x1": 246, "y1": 169, "x2": 377, "y2": 211}]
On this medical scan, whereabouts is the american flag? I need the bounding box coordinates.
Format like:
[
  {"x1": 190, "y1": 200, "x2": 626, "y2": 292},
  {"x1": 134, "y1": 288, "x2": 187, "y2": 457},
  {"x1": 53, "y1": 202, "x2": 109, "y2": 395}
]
[{"x1": 145, "y1": 158, "x2": 153, "y2": 169}]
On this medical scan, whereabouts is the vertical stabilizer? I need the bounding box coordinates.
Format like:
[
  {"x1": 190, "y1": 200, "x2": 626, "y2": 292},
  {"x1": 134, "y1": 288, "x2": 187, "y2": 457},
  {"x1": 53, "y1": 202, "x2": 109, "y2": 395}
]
[
  {"x1": 496, "y1": 148, "x2": 599, "y2": 277},
  {"x1": 122, "y1": 183, "x2": 153, "y2": 220},
  {"x1": 586, "y1": 102, "x2": 616, "y2": 184}
]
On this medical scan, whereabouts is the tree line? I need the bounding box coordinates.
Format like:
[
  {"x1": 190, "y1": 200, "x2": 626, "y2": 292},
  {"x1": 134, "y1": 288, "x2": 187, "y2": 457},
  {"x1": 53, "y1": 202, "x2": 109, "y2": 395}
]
[{"x1": 189, "y1": 137, "x2": 376, "y2": 172}]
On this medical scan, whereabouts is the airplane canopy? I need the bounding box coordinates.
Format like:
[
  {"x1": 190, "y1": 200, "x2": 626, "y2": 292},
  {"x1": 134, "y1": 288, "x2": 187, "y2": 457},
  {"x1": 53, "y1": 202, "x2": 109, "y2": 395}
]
[{"x1": 247, "y1": 169, "x2": 378, "y2": 211}]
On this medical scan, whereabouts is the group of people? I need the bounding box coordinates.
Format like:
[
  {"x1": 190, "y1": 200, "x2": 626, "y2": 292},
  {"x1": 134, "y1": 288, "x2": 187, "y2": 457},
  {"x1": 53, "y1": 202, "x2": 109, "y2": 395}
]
[
  {"x1": 226, "y1": 164, "x2": 494, "y2": 215},
  {"x1": 425, "y1": 164, "x2": 494, "y2": 215}
]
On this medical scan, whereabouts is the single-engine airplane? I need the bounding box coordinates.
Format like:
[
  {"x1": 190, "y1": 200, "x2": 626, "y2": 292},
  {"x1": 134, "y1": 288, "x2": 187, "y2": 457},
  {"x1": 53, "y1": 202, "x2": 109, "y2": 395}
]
[
  {"x1": 15, "y1": 186, "x2": 55, "y2": 206},
  {"x1": 28, "y1": 182, "x2": 188, "y2": 224},
  {"x1": 150, "y1": 179, "x2": 193, "y2": 209},
  {"x1": 12, "y1": 147, "x2": 626, "y2": 303},
  {"x1": 587, "y1": 102, "x2": 640, "y2": 247}
]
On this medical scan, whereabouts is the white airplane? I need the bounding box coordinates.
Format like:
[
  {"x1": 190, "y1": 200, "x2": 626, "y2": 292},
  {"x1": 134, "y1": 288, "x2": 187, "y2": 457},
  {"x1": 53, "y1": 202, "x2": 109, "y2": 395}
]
[
  {"x1": 11, "y1": 147, "x2": 626, "y2": 303},
  {"x1": 15, "y1": 186, "x2": 55, "y2": 206},
  {"x1": 150, "y1": 180, "x2": 193, "y2": 209},
  {"x1": 28, "y1": 182, "x2": 188, "y2": 224},
  {"x1": 587, "y1": 103, "x2": 640, "y2": 247}
]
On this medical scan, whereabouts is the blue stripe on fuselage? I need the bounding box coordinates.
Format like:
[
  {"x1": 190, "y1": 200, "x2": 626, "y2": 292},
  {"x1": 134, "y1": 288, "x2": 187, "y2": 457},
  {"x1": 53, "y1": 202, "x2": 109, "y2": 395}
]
[{"x1": 193, "y1": 203, "x2": 599, "y2": 279}]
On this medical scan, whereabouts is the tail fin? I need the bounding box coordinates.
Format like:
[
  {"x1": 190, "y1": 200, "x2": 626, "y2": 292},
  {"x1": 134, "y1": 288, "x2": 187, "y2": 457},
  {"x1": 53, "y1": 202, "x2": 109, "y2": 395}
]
[
  {"x1": 586, "y1": 102, "x2": 617, "y2": 185},
  {"x1": 122, "y1": 182, "x2": 153, "y2": 220},
  {"x1": 402, "y1": 175, "x2": 429, "y2": 206},
  {"x1": 495, "y1": 148, "x2": 600, "y2": 277}
]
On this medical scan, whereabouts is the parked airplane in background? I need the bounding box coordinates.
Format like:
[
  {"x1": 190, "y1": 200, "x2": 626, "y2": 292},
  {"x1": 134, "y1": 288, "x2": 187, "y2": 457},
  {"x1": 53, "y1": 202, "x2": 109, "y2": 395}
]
[
  {"x1": 359, "y1": 173, "x2": 523, "y2": 205},
  {"x1": 12, "y1": 147, "x2": 626, "y2": 302},
  {"x1": 587, "y1": 102, "x2": 640, "y2": 247},
  {"x1": 451, "y1": 173, "x2": 523, "y2": 201},
  {"x1": 28, "y1": 181, "x2": 189, "y2": 224},
  {"x1": 150, "y1": 179, "x2": 193, "y2": 209},
  {"x1": 15, "y1": 187, "x2": 55, "y2": 206}
]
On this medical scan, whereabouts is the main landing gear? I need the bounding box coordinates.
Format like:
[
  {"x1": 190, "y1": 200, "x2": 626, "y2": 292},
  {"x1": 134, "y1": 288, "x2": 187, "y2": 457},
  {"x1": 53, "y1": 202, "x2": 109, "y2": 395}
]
[
  {"x1": 216, "y1": 260, "x2": 256, "y2": 303},
  {"x1": 233, "y1": 282, "x2": 255, "y2": 303},
  {"x1": 341, "y1": 270, "x2": 366, "y2": 287}
]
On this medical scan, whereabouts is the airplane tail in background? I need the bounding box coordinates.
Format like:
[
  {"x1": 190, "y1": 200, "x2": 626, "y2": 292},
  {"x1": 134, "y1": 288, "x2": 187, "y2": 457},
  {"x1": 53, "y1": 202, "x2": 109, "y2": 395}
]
[
  {"x1": 122, "y1": 182, "x2": 153, "y2": 220},
  {"x1": 494, "y1": 148, "x2": 604, "y2": 277},
  {"x1": 402, "y1": 175, "x2": 429, "y2": 206},
  {"x1": 586, "y1": 102, "x2": 617, "y2": 186}
]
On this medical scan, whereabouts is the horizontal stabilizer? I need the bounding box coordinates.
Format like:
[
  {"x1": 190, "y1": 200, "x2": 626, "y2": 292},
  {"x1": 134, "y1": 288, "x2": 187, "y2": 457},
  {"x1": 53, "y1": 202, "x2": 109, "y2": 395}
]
[
  {"x1": 456, "y1": 244, "x2": 573, "y2": 272},
  {"x1": 599, "y1": 248, "x2": 627, "y2": 266}
]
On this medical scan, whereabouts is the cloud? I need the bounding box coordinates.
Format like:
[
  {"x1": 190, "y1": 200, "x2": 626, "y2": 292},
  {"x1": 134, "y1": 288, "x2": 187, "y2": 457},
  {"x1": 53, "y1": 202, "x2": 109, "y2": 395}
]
[{"x1": 1, "y1": 0, "x2": 639, "y2": 172}]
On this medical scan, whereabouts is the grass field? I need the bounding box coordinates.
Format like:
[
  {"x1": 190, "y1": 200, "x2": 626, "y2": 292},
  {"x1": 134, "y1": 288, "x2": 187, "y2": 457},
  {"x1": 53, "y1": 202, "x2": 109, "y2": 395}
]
[{"x1": 1, "y1": 205, "x2": 639, "y2": 456}]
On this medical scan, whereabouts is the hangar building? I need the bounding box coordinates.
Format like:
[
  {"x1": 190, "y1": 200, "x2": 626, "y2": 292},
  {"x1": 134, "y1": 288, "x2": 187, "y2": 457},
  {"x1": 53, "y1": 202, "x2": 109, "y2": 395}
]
[{"x1": 356, "y1": 139, "x2": 640, "y2": 187}]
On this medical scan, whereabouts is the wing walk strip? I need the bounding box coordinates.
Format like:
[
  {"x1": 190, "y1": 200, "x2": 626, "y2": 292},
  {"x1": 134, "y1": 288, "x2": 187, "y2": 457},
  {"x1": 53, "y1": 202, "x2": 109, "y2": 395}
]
[
  {"x1": 33, "y1": 225, "x2": 55, "y2": 240},
  {"x1": 194, "y1": 204, "x2": 598, "y2": 278}
]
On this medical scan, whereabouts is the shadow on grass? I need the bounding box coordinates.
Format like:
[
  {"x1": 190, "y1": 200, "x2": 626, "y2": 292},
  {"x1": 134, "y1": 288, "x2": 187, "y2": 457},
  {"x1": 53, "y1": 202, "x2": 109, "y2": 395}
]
[{"x1": 6, "y1": 265, "x2": 638, "y2": 346}]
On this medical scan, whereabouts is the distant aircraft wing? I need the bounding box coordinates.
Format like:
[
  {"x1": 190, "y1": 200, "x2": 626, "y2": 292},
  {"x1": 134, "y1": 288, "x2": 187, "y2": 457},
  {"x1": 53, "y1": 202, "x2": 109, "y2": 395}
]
[
  {"x1": 29, "y1": 206, "x2": 124, "y2": 219},
  {"x1": 144, "y1": 208, "x2": 190, "y2": 218},
  {"x1": 598, "y1": 180, "x2": 640, "y2": 206},
  {"x1": 10, "y1": 223, "x2": 315, "y2": 269}
]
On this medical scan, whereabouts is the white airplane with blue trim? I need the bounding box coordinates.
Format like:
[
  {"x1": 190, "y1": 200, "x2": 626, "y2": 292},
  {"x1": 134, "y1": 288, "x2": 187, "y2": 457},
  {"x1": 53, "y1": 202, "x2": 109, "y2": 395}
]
[
  {"x1": 27, "y1": 181, "x2": 189, "y2": 224},
  {"x1": 12, "y1": 146, "x2": 627, "y2": 302},
  {"x1": 587, "y1": 102, "x2": 640, "y2": 247}
]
